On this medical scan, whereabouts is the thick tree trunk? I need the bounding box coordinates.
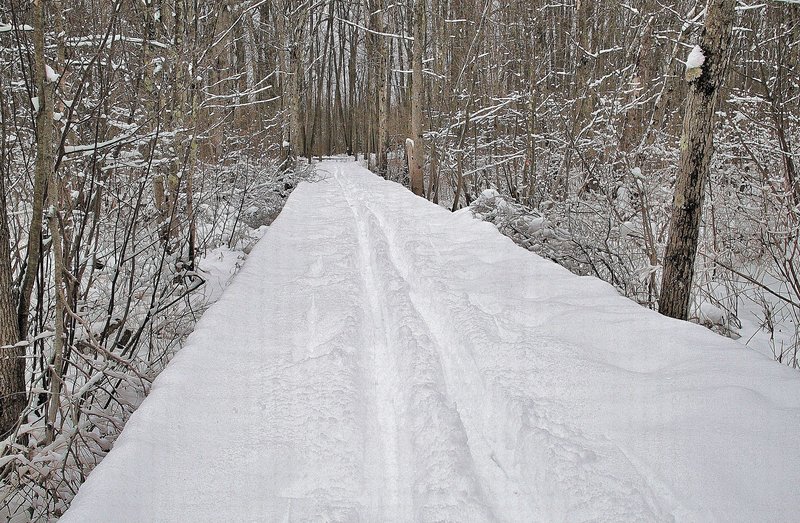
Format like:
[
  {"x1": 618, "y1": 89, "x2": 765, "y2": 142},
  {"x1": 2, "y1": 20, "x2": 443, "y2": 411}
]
[
  {"x1": 288, "y1": 4, "x2": 309, "y2": 163},
  {"x1": 370, "y1": 0, "x2": 389, "y2": 175},
  {"x1": 165, "y1": 0, "x2": 186, "y2": 247},
  {"x1": 0, "y1": 164, "x2": 21, "y2": 438},
  {"x1": 409, "y1": 0, "x2": 425, "y2": 196},
  {"x1": 18, "y1": 0, "x2": 54, "y2": 340},
  {"x1": 3, "y1": 0, "x2": 55, "y2": 437},
  {"x1": 659, "y1": 0, "x2": 736, "y2": 320}
]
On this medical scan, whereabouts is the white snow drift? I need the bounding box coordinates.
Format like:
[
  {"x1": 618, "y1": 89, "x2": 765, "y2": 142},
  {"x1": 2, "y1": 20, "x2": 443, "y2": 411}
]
[{"x1": 63, "y1": 161, "x2": 800, "y2": 522}]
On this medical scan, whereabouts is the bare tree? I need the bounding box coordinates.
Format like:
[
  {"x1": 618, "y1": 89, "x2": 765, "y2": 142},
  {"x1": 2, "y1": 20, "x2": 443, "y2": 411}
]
[
  {"x1": 368, "y1": 0, "x2": 390, "y2": 175},
  {"x1": 408, "y1": 0, "x2": 425, "y2": 196},
  {"x1": 288, "y1": 2, "x2": 310, "y2": 163},
  {"x1": 659, "y1": 0, "x2": 737, "y2": 320},
  {"x1": 0, "y1": 133, "x2": 20, "y2": 439}
]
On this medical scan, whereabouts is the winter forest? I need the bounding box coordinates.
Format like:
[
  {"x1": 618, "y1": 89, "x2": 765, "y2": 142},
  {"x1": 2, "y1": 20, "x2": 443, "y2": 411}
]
[{"x1": 1, "y1": 0, "x2": 799, "y2": 520}]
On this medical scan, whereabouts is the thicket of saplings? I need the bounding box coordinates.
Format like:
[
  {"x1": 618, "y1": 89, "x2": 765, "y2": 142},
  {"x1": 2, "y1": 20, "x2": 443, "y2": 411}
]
[
  {"x1": 0, "y1": 68, "x2": 312, "y2": 516},
  {"x1": 367, "y1": 2, "x2": 798, "y2": 369},
  {"x1": 0, "y1": 1, "x2": 317, "y2": 519},
  {"x1": 382, "y1": 85, "x2": 798, "y2": 369},
  {"x1": 336, "y1": 2, "x2": 797, "y2": 367},
  {"x1": 2, "y1": 1, "x2": 797, "y2": 520},
  {"x1": 0, "y1": 142, "x2": 311, "y2": 519}
]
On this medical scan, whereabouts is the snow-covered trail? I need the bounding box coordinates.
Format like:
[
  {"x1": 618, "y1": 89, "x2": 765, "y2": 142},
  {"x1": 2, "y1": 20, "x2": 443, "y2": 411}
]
[{"x1": 63, "y1": 161, "x2": 800, "y2": 522}]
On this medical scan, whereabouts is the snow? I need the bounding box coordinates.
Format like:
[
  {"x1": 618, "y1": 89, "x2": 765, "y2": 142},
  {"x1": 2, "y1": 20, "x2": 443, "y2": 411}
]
[
  {"x1": 0, "y1": 23, "x2": 33, "y2": 33},
  {"x1": 686, "y1": 45, "x2": 705, "y2": 70},
  {"x1": 699, "y1": 302, "x2": 725, "y2": 326},
  {"x1": 45, "y1": 64, "x2": 60, "y2": 83},
  {"x1": 523, "y1": 215, "x2": 547, "y2": 235},
  {"x1": 619, "y1": 220, "x2": 638, "y2": 238},
  {"x1": 713, "y1": 273, "x2": 800, "y2": 363},
  {"x1": 196, "y1": 245, "x2": 247, "y2": 304},
  {"x1": 62, "y1": 161, "x2": 800, "y2": 522},
  {"x1": 477, "y1": 188, "x2": 501, "y2": 202},
  {"x1": 64, "y1": 132, "x2": 137, "y2": 155},
  {"x1": 65, "y1": 34, "x2": 169, "y2": 50}
]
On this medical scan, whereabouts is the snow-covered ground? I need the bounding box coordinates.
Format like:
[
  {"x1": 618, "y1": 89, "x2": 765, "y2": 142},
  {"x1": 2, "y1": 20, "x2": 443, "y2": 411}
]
[{"x1": 62, "y1": 161, "x2": 800, "y2": 522}]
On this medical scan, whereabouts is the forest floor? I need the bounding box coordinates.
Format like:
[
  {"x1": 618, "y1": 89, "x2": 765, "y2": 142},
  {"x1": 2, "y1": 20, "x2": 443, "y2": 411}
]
[{"x1": 62, "y1": 161, "x2": 800, "y2": 522}]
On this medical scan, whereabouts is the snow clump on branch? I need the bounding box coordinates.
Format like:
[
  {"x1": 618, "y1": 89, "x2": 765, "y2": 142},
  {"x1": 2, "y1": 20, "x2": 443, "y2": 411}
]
[
  {"x1": 685, "y1": 45, "x2": 705, "y2": 81},
  {"x1": 686, "y1": 45, "x2": 705, "y2": 70}
]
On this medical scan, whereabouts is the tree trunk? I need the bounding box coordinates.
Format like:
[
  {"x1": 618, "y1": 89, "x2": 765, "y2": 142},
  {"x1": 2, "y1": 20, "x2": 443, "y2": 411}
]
[
  {"x1": 18, "y1": 0, "x2": 54, "y2": 340},
  {"x1": 45, "y1": 152, "x2": 67, "y2": 446},
  {"x1": 288, "y1": 4, "x2": 309, "y2": 163},
  {"x1": 3, "y1": 0, "x2": 55, "y2": 437},
  {"x1": 0, "y1": 145, "x2": 21, "y2": 439},
  {"x1": 409, "y1": 0, "x2": 425, "y2": 196},
  {"x1": 370, "y1": 0, "x2": 390, "y2": 175},
  {"x1": 659, "y1": 0, "x2": 736, "y2": 320}
]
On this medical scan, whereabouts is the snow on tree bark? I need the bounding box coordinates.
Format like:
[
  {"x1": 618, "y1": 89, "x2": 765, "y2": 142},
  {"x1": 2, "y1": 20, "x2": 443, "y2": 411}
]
[{"x1": 659, "y1": 0, "x2": 737, "y2": 320}]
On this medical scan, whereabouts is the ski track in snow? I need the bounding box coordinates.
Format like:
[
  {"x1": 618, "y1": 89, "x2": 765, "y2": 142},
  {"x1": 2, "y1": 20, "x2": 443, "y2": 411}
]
[{"x1": 63, "y1": 161, "x2": 800, "y2": 522}]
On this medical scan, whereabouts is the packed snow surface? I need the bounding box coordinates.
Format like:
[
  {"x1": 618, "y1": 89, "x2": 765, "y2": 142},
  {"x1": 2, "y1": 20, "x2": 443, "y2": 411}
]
[{"x1": 63, "y1": 161, "x2": 800, "y2": 522}]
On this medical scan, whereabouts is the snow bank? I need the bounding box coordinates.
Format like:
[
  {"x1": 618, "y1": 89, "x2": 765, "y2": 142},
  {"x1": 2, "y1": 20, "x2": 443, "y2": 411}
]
[{"x1": 63, "y1": 161, "x2": 800, "y2": 522}]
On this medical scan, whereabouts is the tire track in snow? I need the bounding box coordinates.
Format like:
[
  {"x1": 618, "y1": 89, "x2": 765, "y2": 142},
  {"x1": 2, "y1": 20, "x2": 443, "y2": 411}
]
[
  {"x1": 335, "y1": 168, "x2": 494, "y2": 522},
  {"x1": 355, "y1": 193, "x2": 535, "y2": 521},
  {"x1": 333, "y1": 166, "x2": 408, "y2": 521},
  {"x1": 356, "y1": 173, "x2": 675, "y2": 521}
]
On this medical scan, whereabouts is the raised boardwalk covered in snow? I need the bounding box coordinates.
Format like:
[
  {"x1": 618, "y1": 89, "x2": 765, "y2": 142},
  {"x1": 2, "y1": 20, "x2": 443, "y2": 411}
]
[{"x1": 63, "y1": 161, "x2": 800, "y2": 522}]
